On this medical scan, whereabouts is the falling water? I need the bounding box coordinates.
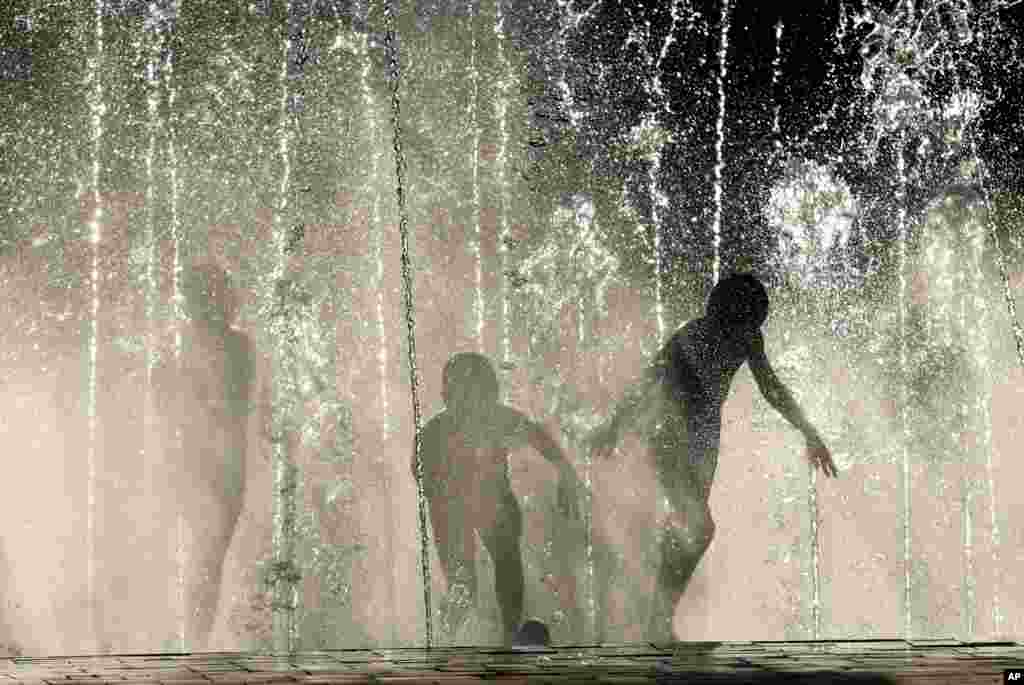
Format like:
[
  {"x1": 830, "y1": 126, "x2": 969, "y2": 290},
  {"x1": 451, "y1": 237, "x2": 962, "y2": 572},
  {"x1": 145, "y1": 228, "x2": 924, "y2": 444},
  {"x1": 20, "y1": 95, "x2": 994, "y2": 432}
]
[
  {"x1": 164, "y1": 7, "x2": 186, "y2": 648},
  {"x1": 142, "y1": 15, "x2": 161, "y2": 645},
  {"x1": 895, "y1": 134, "x2": 912, "y2": 640},
  {"x1": 851, "y1": 0, "x2": 1001, "y2": 641},
  {"x1": 574, "y1": 197, "x2": 596, "y2": 640},
  {"x1": 710, "y1": 0, "x2": 731, "y2": 284},
  {"x1": 356, "y1": 31, "x2": 391, "y2": 440},
  {"x1": 493, "y1": 0, "x2": 512, "y2": 374},
  {"x1": 806, "y1": 4, "x2": 848, "y2": 144},
  {"x1": 468, "y1": 2, "x2": 484, "y2": 350},
  {"x1": 575, "y1": 285, "x2": 593, "y2": 640},
  {"x1": 143, "y1": 21, "x2": 160, "y2": 404},
  {"x1": 142, "y1": 0, "x2": 176, "y2": 649},
  {"x1": 272, "y1": 1, "x2": 298, "y2": 651},
  {"x1": 972, "y1": 140, "x2": 1006, "y2": 637},
  {"x1": 649, "y1": 0, "x2": 683, "y2": 341},
  {"x1": 924, "y1": 192, "x2": 969, "y2": 633},
  {"x1": 649, "y1": 143, "x2": 666, "y2": 343},
  {"x1": 84, "y1": 0, "x2": 108, "y2": 652},
  {"x1": 142, "y1": 11, "x2": 163, "y2": 450},
  {"x1": 940, "y1": 88, "x2": 983, "y2": 638},
  {"x1": 964, "y1": 198, "x2": 981, "y2": 638},
  {"x1": 345, "y1": 11, "x2": 403, "y2": 644},
  {"x1": 981, "y1": 173, "x2": 1024, "y2": 369},
  {"x1": 0, "y1": 0, "x2": 1021, "y2": 658},
  {"x1": 966, "y1": 163, "x2": 995, "y2": 639},
  {"x1": 643, "y1": 8, "x2": 684, "y2": 635},
  {"x1": 383, "y1": 0, "x2": 431, "y2": 648},
  {"x1": 807, "y1": 446, "x2": 821, "y2": 639},
  {"x1": 770, "y1": 20, "x2": 783, "y2": 142},
  {"x1": 553, "y1": 0, "x2": 591, "y2": 127}
]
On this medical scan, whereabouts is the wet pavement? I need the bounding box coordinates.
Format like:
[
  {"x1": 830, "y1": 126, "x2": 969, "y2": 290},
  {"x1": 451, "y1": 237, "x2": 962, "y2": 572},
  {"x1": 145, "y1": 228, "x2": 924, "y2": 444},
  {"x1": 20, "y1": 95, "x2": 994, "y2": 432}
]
[{"x1": 1, "y1": 639, "x2": 1019, "y2": 684}]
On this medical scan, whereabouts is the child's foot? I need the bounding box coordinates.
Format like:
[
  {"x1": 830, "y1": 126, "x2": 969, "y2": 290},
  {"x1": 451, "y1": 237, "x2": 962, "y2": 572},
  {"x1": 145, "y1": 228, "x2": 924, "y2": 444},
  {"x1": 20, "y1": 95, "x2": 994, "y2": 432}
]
[{"x1": 512, "y1": 619, "x2": 551, "y2": 649}]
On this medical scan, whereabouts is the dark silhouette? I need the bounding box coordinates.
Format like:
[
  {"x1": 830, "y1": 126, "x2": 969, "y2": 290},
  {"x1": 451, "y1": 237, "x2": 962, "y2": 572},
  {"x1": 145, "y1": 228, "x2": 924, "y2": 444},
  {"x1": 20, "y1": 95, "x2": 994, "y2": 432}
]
[
  {"x1": 415, "y1": 353, "x2": 582, "y2": 645},
  {"x1": 590, "y1": 274, "x2": 838, "y2": 642},
  {"x1": 153, "y1": 260, "x2": 255, "y2": 649}
]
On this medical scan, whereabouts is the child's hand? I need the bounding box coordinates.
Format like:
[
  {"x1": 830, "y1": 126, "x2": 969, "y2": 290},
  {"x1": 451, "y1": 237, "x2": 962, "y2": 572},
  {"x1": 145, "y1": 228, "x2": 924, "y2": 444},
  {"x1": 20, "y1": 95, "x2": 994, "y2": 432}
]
[
  {"x1": 806, "y1": 439, "x2": 839, "y2": 477},
  {"x1": 556, "y1": 465, "x2": 583, "y2": 522}
]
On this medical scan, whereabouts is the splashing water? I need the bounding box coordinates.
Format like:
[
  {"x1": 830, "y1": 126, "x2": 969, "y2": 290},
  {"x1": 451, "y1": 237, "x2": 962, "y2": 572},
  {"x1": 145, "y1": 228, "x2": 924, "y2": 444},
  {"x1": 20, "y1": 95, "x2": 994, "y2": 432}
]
[
  {"x1": 355, "y1": 33, "x2": 392, "y2": 440},
  {"x1": 895, "y1": 132, "x2": 913, "y2": 641},
  {"x1": 710, "y1": 0, "x2": 731, "y2": 284},
  {"x1": 770, "y1": 20, "x2": 783, "y2": 143},
  {"x1": 852, "y1": 0, "x2": 1016, "y2": 640},
  {"x1": 766, "y1": 160, "x2": 856, "y2": 290},
  {"x1": 468, "y1": 1, "x2": 485, "y2": 351},
  {"x1": 494, "y1": 0, "x2": 513, "y2": 374},
  {"x1": 271, "y1": 0, "x2": 299, "y2": 652},
  {"x1": 649, "y1": 1, "x2": 684, "y2": 340},
  {"x1": 142, "y1": 7, "x2": 163, "y2": 646},
  {"x1": 3, "y1": 0, "x2": 1023, "y2": 654},
  {"x1": 85, "y1": 0, "x2": 108, "y2": 652}
]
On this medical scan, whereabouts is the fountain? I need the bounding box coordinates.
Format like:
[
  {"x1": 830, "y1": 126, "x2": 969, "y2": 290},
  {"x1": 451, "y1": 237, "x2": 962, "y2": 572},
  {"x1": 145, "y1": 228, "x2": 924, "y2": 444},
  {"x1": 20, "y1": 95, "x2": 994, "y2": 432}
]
[{"x1": 0, "y1": 0, "x2": 1021, "y2": 657}]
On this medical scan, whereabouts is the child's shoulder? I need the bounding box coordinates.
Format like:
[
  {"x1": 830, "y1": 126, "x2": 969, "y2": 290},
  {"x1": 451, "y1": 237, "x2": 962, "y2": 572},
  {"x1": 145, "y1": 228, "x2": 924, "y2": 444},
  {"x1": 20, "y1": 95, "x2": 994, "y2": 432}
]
[
  {"x1": 421, "y1": 412, "x2": 449, "y2": 437},
  {"x1": 424, "y1": 405, "x2": 522, "y2": 432}
]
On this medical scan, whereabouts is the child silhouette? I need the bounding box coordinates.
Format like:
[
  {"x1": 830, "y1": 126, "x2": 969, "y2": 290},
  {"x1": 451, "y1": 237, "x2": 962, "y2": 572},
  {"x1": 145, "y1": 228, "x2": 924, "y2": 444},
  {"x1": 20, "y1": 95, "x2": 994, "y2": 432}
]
[
  {"x1": 589, "y1": 274, "x2": 838, "y2": 641},
  {"x1": 415, "y1": 353, "x2": 582, "y2": 645},
  {"x1": 153, "y1": 260, "x2": 255, "y2": 649}
]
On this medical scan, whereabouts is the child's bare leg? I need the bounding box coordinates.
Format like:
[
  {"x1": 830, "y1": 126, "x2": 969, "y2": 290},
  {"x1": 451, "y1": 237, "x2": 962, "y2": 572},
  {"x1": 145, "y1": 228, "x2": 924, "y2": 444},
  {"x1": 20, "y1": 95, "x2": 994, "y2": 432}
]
[
  {"x1": 481, "y1": 492, "x2": 525, "y2": 644},
  {"x1": 647, "y1": 427, "x2": 717, "y2": 642},
  {"x1": 647, "y1": 502, "x2": 715, "y2": 641},
  {"x1": 429, "y1": 499, "x2": 478, "y2": 642},
  {"x1": 185, "y1": 525, "x2": 235, "y2": 649}
]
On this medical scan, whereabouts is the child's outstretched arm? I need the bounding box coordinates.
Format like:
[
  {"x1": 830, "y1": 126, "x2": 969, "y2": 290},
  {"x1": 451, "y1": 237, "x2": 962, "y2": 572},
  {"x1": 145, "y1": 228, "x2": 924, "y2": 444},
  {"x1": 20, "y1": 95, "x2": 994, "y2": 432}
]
[
  {"x1": 588, "y1": 372, "x2": 659, "y2": 459},
  {"x1": 748, "y1": 332, "x2": 839, "y2": 478},
  {"x1": 520, "y1": 415, "x2": 583, "y2": 522}
]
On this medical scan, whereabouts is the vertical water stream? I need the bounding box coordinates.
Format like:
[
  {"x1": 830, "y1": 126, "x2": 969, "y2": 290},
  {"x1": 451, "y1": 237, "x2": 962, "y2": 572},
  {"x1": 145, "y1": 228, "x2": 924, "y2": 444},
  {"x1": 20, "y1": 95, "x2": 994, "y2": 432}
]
[
  {"x1": 85, "y1": 0, "x2": 107, "y2": 650},
  {"x1": 710, "y1": 0, "x2": 731, "y2": 284},
  {"x1": 272, "y1": 0, "x2": 298, "y2": 651}
]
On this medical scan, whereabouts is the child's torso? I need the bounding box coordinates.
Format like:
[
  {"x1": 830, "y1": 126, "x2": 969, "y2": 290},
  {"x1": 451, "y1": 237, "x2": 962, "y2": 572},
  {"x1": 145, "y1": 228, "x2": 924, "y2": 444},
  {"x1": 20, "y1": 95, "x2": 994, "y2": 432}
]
[
  {"x1": 674, "y1": 317, "x2": 751, "y2": 409},
  {"x1": 425, "y1": 408, "x2": 531, "y2": 528},
  {"x1": 432, "y1": 407, "x2": 530, "y2": 488}
]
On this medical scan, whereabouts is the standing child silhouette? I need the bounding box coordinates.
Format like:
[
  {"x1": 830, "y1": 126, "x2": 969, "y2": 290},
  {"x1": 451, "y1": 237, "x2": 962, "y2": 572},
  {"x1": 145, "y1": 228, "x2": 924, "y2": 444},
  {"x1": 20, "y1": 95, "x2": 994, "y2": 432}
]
[
  {"x1": 153, "y1": 260, "x2": 256, "y2": 649},
  {"x1": 415, "y1": 353, "x2": 582, "y2": 645},
  {"x1": 589, "y1": 274, "x2": 838, "y2": 641}
]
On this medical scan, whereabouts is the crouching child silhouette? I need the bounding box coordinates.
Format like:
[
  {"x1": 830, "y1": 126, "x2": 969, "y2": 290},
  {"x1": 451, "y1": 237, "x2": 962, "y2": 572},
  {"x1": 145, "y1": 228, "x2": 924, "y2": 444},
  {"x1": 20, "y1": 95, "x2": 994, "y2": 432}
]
[
  {"x1": 589, "y1": 274, "x2": 839, "y2": 641},
  {"x1": 415, "y1": 353, "x2": 583, "y2": 645}
]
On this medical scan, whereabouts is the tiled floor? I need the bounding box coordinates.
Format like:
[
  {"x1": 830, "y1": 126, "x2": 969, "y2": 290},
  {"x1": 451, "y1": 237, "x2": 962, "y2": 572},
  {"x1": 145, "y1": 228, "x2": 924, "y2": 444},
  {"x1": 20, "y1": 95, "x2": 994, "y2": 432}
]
[{"x1": 1, "y1": 640, "x2": 1020, "y2": 684}]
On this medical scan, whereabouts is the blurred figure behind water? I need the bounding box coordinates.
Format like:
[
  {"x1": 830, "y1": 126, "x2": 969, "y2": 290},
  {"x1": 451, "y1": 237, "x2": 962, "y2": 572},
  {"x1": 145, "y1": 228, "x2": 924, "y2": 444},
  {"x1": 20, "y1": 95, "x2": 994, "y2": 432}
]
[{"x1": 152, "y1": 260, "x2": 256, "y2": 650}]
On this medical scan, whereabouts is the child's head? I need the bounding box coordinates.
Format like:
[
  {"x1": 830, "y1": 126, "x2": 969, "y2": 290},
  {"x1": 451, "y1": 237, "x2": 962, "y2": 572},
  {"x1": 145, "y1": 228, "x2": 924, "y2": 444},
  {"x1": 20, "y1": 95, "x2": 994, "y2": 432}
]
[
  {"x1": 182, "y1": 260, "x2": 237, "y2": 327},
  {"x1": 705, "y1": 273, "x2": 770, "y2": 331},
  {"x1": 442, "y1": 352, "x2": 499, "y2": 414}
]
